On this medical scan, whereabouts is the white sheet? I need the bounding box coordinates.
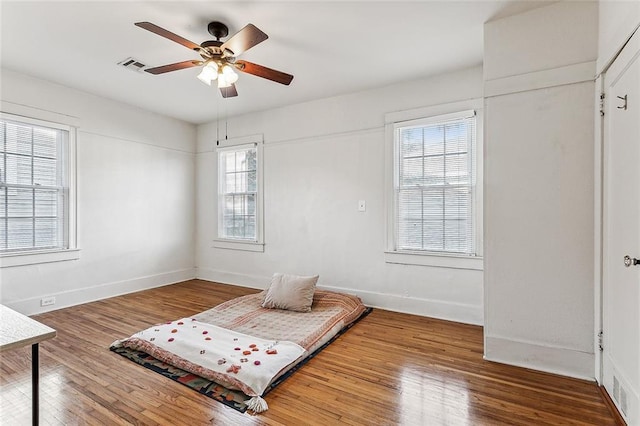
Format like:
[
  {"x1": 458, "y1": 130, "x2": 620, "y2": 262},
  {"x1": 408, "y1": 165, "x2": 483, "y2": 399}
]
[{"x1": 112, "y1": 317, "x2": 305, "y2": 397}]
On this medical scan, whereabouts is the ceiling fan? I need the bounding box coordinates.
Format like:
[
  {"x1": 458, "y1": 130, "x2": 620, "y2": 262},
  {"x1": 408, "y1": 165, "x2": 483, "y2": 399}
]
[{"x1": 135, "y1": 21, "x2": 294, "y2": 98}]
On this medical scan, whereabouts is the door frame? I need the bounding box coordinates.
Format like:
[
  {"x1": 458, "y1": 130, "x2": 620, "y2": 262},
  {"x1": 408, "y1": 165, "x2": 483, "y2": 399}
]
[{"x1": 594, "y1": 72, "x2": 604, "y2": 385}]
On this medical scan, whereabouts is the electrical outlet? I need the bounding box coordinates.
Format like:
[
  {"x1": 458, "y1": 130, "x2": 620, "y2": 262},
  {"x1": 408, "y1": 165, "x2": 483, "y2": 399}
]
[
  {"x1": 41, "y1": 296, "x2": 55, "y2": 307},
  {"x1": 358, "y1": 200, "x2": 366, "y2": 212}
]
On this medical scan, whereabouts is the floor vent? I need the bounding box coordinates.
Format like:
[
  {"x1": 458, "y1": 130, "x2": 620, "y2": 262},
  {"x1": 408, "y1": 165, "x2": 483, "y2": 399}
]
[
  {"x1": 613, "y1": 375, "x2": 628, "y2": 415},
  {"x1": 620, "y1": 384, "x2": 628, "y2": 415},
  {"x1": 117, "y1": 57, "x2": 146, "y2": 72}
]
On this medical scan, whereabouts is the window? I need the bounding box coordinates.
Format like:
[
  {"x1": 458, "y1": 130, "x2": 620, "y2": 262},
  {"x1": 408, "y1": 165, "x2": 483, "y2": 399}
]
[
  {"x1": 0, "y1": 114, "x2": 73, "y2": 255},
  {"x1": 385, "y1": 103, "x2": 482, "y2": 269},
  {"x1": 215, "y1": 136, "x2": 263, "y2": 252}
]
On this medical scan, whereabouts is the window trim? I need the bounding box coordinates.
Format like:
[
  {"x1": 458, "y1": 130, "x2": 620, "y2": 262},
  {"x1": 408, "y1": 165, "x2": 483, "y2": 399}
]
[
  {"x1": 0, "y1": 248, "x2": 80, "y2": 268},
  {"x1": 384, "y1": 99, "x2": 483, "y2": 269},
  {"x1": 0, "y1": 110, "x2": 78, "y2": 267},
  {"x1": 213, "y1": 134, "x2": 264, "y2": 253}
]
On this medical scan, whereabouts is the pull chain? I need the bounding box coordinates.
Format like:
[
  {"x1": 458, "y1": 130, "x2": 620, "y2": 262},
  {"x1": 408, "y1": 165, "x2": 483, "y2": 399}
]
[
  {"x1": 216, "y1": 97, "x2": 220, "y2": 146},
  {"x1": 225, "y1": 100, "x2": 228, "y2": 140}
]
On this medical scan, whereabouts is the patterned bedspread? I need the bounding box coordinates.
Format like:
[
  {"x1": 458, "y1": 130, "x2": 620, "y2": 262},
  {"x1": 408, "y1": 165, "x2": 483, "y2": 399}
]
[{"x1": 193, "y1": 290, "x2": 367, "y2": 354}]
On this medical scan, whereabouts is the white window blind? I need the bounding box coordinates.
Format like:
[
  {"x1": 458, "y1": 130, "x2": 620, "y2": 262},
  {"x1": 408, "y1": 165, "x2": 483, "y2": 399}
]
[
  {"x1": 218, "y1": 144, "x2": 258, "y2": 241},
  {"x1": 394, "y1": 111, "x2": 476, "y2": 255},
  {"x1": 0, "y1": 117, "x2": 69, "y2": 253}
]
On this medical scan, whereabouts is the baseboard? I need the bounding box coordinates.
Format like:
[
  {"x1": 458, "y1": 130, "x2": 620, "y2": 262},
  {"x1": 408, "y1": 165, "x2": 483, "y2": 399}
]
[
  {"x1": 484, "y1": 336, "x2": 595, "y2": 380},
  {"x1": 196, "y1": 267, "x2": 268, "y2": 289},
  {"x1": 6, "y1": 268, "x2": 197, "y2": 316},
  {"x1": 195, "y1": 267, "x2": 484, "y2": 326}
]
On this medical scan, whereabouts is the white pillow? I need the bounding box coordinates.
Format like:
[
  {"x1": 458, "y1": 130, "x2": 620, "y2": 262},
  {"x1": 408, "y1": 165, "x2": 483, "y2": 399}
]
[{"x1": 261, "y1": 273, "x2": 319, "y2": 312}]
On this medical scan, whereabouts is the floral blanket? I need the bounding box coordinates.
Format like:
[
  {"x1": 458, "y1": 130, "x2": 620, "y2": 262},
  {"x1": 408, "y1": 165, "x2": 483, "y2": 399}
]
[{"x1": 111, "y1": 318, "x2": 305, "y2": 399}]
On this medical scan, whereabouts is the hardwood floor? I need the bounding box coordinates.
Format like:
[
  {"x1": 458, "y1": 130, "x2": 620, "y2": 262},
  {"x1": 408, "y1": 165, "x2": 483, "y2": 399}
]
[{"x1": 0, "y1": 280, "x2": 619, "y2": 425}]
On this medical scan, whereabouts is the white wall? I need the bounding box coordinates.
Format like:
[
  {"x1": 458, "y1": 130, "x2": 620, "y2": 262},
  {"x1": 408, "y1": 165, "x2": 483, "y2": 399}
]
[
  {"x1": 196, "y1": 66, "x2": 485, "y2": 325},
  {"x1": 483, "y1": 1, "x2": 598, "y2": 379},
  {"x1": 597, "y1": 0, "x2": 640, "y2": 74},
  {"x1": 484, "y1": 1, "x2": 598, "y2": 81},
  {"x1": 0, "y1": 69, "x2": 197, "y2": 314}
]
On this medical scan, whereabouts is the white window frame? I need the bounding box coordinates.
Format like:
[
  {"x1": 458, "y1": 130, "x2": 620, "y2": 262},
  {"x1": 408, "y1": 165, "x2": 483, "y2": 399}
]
[
  {"x1": 0, "y1": 109, "x2": 79, "y2": 268},
  {"x1": 384, "y1": 99, "x2": 483, "y2": 270},
  {"x1": 213, "y1": 134, "x2": 264, "y2": 253}
]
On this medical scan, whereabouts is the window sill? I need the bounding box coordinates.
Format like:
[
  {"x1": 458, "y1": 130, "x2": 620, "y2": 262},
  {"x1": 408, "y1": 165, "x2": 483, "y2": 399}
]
[
  {"x1": 384, "y1": 251, "x2": 483, "y2": 270},
  {"x1": 212, "y1": 239, "x2": 264, "y2": 253},
  {"x1": 0, "y1": 248, "x2": 81, "y2": 268}
]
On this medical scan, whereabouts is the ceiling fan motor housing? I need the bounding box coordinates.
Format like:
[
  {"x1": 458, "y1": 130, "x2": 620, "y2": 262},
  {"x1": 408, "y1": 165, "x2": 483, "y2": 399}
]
[
  {"x1": 200, "y1": 40, "x2": 223, "y2": 50},
  {"x1": 201, "y1": 22, "x2": 230, "y2": 57}
]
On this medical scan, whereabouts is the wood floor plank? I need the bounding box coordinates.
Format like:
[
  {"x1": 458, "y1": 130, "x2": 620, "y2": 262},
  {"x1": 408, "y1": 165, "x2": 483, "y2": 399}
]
[{"x1": 0, "y1": 280, "x2": 621, "y2": 425}]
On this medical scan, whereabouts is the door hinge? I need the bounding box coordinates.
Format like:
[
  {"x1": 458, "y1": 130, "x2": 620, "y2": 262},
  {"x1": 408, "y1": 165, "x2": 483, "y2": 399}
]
[
  {"x1": 598, "y1": 330, "x2": 604, "y2": 352},
  {"x1": 599, "y1": 93, "x2": 605, "y2": 117}
]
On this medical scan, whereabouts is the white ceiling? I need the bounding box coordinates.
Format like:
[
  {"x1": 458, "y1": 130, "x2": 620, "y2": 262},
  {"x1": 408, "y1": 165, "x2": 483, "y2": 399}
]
[{"x1": 0, "y1": 1, "x2": 550, "y2": 124}]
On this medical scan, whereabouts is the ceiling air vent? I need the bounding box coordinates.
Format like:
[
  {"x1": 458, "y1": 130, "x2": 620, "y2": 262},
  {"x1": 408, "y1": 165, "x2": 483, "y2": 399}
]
[{"x1": 117, "y1": 57, "x2": 146, "y2": 72}]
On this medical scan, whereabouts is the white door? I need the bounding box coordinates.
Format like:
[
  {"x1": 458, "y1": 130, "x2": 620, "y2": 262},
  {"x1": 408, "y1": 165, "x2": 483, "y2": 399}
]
[{"x1": 603, "y1": 29, "x2": 640, "y2": 425}]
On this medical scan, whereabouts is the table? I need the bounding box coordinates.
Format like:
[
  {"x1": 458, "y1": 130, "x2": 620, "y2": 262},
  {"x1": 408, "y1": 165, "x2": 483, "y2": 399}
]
[{"x1": 0, "y1": 304, "x2": 56, "y2": 426}]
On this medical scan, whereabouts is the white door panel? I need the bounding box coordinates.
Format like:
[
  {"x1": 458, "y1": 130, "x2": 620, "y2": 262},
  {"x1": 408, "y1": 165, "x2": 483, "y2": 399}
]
[{"x1": 603, "y1": 28, "x2": 640, "y2": 426}]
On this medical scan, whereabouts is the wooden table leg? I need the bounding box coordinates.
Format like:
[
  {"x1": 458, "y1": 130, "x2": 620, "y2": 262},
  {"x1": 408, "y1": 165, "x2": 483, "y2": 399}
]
[{"x1": 32, "y1": 343, "x2": 38, "y2": 426}]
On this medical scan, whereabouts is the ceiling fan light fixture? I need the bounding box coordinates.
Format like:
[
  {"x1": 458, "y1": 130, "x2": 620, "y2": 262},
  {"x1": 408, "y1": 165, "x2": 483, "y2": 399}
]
[
  {"x1": 197, "y1": 62, "x2": 219, "y2": 86},
  {"x1": 217, "y1": 65, "x2": 238, "y2": 88},
  {"x1": 222, "y1": 65, "x2": 238, "y2": 80},
  {"x1": 217, "y1": 73, "x2": 231, "y2": 88}
]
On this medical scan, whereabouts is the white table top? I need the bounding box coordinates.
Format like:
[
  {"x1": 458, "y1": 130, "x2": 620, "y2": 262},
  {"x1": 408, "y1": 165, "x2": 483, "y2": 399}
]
[{"x1": 0, "y1": 305, "x2": 56, "y2": 352}]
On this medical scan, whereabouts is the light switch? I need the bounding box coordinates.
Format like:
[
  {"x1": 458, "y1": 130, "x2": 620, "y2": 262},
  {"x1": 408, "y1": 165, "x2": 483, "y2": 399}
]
[{"x1": 358, "y1": 200, "x2": 366, "y2": 212}]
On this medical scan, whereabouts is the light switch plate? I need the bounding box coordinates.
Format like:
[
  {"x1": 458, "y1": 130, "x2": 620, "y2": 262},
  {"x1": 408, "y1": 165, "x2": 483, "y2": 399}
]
[{"x1": 358, "y1": 200, "x2": 366, "y2": 212}]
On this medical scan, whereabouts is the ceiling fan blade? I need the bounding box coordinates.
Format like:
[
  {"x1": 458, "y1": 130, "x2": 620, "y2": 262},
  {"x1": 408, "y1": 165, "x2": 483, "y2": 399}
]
[
  {"x1": 144, "y1": 60, "x2": 202, "y2": 75},
  {"x1": 135, "y1": 22, "x2": 201, "y2": 51},
  {"x1": 220, "y1": 84, "x2": 239, "y2": 98},
  {"x1": 235, "y1": 60, "x2": 294, "y2": 85},
  {"x1": 221, "y1": 24, "x2": 268, "y2": 56}
]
